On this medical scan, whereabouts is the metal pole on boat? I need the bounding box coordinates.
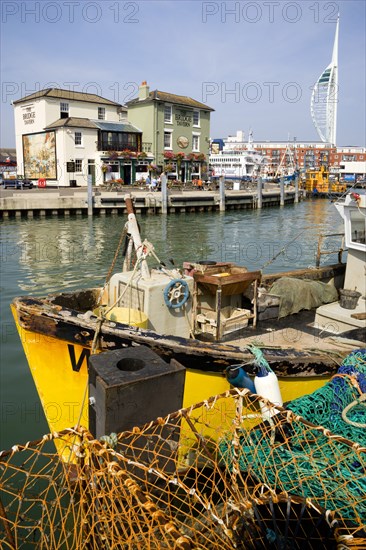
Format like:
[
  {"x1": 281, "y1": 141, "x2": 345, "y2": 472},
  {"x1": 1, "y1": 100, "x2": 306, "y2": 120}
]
[
  {"x1": 294, "y1": 173, "x2": 299, "y2": 203},
  {"x1": 161, "y1": 172, "x2": 168, "y2": 214},
  {"x1": 257, "y1": 177, "x2": 263, "y2": 209},
  {"x1": 219, "y1": 176, "x2": 225, "y2": 211},
  {"x1": 280, "y1": 176, "x2": 285, "y2": 206},
  {"x1": 125, "y1": 196, "x2": 150, "y2": 278},
  {"x1": 87, "y1": 175, "x2": 93, "y2": 216}
]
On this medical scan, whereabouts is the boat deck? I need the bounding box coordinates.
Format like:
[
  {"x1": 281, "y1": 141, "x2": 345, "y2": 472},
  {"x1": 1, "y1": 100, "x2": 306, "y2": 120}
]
[
  {"x1": 315, "y1": 299, "x2": 366, "y2": 333},
  {"x1": 204, "y1": 308, "x2": 365, "y2": 356}
]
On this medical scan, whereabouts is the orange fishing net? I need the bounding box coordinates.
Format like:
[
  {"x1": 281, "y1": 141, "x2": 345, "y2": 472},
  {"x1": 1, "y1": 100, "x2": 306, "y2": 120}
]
[{"x1": 1, "y1": 388, "x2": 365, "y2": 549}]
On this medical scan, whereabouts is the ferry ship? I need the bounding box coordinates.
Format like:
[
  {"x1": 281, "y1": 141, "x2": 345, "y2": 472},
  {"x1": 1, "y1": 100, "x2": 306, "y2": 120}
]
[{"x1": 209, "y1": 130, "x2": 267, "y2": 181}]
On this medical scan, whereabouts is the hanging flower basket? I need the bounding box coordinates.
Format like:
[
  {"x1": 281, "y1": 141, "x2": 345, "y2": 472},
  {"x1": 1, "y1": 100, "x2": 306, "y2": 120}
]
[
  {"x1": 195, "y1": 153, "x2": 206, "y2": 162},
  {"x1": 137, "y1": 151, "x2": 147, "y2": 159},
  {"x1": 165, "y1": 163, "x2": 174, "y2": 172},
  {"x1": 174, "y1": 152, "x2": 185, "y2": 161},
  {"x1": 120, "y1": 149, "x2": 134, "y2": 159},
  {"x1": 164, "y1": 151, "x2": 175, "y2": 160}
]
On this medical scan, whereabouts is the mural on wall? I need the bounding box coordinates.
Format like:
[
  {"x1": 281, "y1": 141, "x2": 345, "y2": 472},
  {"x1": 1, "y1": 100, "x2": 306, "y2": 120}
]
[{"x1": 23, "y1": 132, "x2": 57, "y2": 179}]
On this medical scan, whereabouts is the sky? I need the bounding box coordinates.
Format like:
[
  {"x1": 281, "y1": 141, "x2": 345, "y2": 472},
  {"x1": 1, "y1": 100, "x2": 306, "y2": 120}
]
[{"x1": 1, "y1": 0, "x2": 365, "y2": 147}]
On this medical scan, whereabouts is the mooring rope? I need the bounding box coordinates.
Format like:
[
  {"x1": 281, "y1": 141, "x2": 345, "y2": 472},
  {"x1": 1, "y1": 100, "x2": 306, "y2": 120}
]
[{"x1": 97, "y1": 223, "x2": 129, "y2": 306}]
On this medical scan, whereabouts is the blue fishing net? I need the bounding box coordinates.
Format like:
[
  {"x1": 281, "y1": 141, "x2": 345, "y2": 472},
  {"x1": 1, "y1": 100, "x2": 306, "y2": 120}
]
[
  {"x1": 218, "y1": 349, "x2": 366, "y2": 523},
  {"x1": 287, "y1": 349, "x2": 366, "y2": 446}
]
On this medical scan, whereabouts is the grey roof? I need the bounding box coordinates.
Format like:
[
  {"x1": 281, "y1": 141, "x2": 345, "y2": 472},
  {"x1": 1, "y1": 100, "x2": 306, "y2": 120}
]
[
  {"x1": 0, "y1": 148, "x2": 17, "y2": 163},
  {"x1": 127, "y1": 90, "x2": 214, "y2": 111},
  {"x1": 13, "y1": 88, "x2": 122, "y2": 107},
  {"x1": 44, "y1": 118, "x2": 142, "y2": 133},
  {"x1": 93, "y1": 121, "x2": 142, "y2": 133},
  {"x1": 45, "y1": 117, "x2": 98, "y2": 130}
]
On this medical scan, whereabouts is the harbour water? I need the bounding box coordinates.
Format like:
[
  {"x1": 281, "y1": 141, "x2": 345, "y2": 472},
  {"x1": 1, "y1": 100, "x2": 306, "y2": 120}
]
[{"x1": 0, "y1": 199, "x2": 343, "y2": 450}]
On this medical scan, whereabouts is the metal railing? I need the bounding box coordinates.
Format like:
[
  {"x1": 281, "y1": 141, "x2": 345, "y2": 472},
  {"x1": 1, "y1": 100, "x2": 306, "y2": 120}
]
[
  {"x1": 97, "y1": 143, "x2": 138, "y2": 152},
  {"x1": 316, "y1": 232, "x2": 345, "y2": 267}
]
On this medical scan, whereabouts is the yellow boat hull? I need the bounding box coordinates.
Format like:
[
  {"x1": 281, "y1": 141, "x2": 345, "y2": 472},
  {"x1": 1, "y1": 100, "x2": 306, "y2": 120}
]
[{"x1": 13, "y1": 307, "x2": 330, "y2": 439}]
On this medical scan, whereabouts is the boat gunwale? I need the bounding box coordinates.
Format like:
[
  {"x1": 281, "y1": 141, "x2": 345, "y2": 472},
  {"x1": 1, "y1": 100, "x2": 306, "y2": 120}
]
[{"x1": 12, "y1": 288, "x2": 348, "y2": 377}]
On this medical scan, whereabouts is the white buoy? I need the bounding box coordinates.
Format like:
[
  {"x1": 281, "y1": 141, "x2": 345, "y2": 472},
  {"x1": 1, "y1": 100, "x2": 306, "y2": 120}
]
[{"x1": 254, "y1": 371, "x2": 283, "y2": 421}]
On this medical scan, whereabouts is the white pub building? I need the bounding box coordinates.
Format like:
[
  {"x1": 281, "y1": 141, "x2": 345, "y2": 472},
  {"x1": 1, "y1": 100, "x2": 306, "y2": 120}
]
[{"x1": 13, "y1": 88, "x2": 145, "y2": 187}]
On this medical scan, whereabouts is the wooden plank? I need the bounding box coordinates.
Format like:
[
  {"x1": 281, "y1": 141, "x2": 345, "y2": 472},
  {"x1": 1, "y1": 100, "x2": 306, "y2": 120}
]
[
  {"x1": 193, "y1": 271, "x2": 261, "y2": 286},
  {"x1": 351, "y1": 312, "x2": 366, "y2": 320}
]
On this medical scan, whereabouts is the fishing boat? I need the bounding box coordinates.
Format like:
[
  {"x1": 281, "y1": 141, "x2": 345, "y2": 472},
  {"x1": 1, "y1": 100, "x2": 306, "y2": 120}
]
[
  {"x1": 305, "y1": 165, "x2": 347, "y2": 197},
  {"x1": 272, "y1": 142, "x2": 298, "y2": 183},
  {"x1": 11, "y1": 193, "x2": 365, "y2": 437}
]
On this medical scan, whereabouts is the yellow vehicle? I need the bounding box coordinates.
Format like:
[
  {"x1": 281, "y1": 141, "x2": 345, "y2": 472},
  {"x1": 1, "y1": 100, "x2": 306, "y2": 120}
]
[{"x1": 305, "y1": 165, "x2": 329, "y2": 194}]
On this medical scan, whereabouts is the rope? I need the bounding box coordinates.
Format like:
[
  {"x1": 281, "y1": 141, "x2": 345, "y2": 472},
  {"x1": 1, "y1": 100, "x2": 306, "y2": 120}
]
[
  {"x1": 246, "y1": 344, "x2": 272, "y2": 375},
  {"x1": 97, "y1": 223, "x2": 128, "y2": 305},
  {"x1": 102, "y1": 251, "x2": 149, "y2": 317},
  {"x1": 260, "y1": 229, "x2": 307, "y2": 270},
  {"x1": 342, "y1": 394, "x2": 366, "y2": 428}
]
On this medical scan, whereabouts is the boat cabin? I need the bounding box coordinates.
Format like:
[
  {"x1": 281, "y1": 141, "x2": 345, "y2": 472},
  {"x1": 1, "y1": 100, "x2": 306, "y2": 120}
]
[{"x1": 315, "y1": 191, "x2": 366, "y2": 333}]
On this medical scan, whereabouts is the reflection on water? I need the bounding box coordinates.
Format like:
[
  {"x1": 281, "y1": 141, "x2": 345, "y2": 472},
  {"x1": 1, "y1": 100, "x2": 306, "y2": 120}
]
[
  {"x1": 1, "y1": 201, "x2": 343, "y2": 296},
  {"x1": 0, "y1": 200, "x2": 344, "y2": 448}
]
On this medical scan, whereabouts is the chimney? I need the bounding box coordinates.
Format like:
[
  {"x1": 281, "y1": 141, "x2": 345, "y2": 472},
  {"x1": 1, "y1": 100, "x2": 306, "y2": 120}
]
[{"x1": 139, "y1": 81, "x2": 150, "y2": 100}]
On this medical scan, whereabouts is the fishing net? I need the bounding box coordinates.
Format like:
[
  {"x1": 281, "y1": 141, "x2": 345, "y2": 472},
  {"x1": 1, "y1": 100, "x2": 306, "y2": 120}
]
[
  {"x1": 269, "y1": 277, "x2": 339, "y2": 318},
  {"x1": 1, "y1": 386, "x2": 365, "y2": 549},
  {"x1": 287, "y1": 349, "x2": 366, "y2": 446}
]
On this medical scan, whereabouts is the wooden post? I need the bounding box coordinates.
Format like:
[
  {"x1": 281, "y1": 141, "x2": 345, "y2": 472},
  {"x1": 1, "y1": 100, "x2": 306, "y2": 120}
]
[
  {"x1": 192, "y1": 280, "x2": 198, "y2": 334},
  {"x1": 215, "y1": 288, "x2": 222, "y2": 341},
  {"x1": 161, "y1": 172, "x2": 168, "y2": 214},
  {"x1": 257, "y1": 177, "x2": 263, "y2": 209},
  {"x1": 294, "y1": 173, "x2": 299, "y2": 203},
  {"x1": 252, "y1": 279, "x2": 258, "y2": 328},
  {"x1": 219, "y1": 176, "x2": 225, "y2": 212},
  {"x1": 87, "y1": 175, "x2": 93, "y2": 216},
  {"x1": 280, "y1": 177, "x2": 285, "y2": 206}
]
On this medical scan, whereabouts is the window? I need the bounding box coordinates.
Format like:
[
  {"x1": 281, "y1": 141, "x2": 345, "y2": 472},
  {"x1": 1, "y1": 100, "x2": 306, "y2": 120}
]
[
  {"x1": 164, "y1": 105, "x2": 172, "y2": 123},
  {"x1": 350, "y1": 210, "x2": 366, "y2": 244},
  {"x1": 98, "y1": 107, "x2": 106, "y2": 120},
  {"x1": 74, "y1": 131, "x2": 82, "y2": 146},
  {"x1": 109, "y1": 162, "x2": 119, "y2": 173},
  {"x1": 192, "y1": 135, "x2": 200, "y2": 152},
  {"x1": 164, "y1": 132, "x2": 172, "y2": 149},
  {"x1": 60, "y1": 102, "x2": 69, "y2": 118},
  {"x1": 193, "y1": 110, "x2": 200, "y2": 127},
  {"x1": 75, "y1": 159, "x2": 83, "y2": 172},
  {"x1": 99, "y1": 131, "x2": 138, "y2": 150}
]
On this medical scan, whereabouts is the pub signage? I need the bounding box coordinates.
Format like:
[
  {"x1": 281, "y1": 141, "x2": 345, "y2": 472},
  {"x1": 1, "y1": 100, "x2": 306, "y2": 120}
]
[
  {"x1": 23, "y1": 106, "x2": 36, "y2": 125},
  {"x1": 175, "y1": 111, "x2": 192, "y2": 127}
]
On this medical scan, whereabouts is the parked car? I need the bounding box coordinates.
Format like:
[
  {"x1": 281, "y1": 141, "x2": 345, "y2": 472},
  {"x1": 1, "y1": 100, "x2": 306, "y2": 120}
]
[{"x1": 2, "y1": 179, "x2": 34, "y2": 189}]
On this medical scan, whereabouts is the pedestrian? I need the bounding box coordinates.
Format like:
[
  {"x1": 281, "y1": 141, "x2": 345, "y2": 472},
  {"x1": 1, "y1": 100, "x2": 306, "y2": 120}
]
[{"x1": 146, "y1": 175, "x2": 151, "y2": 189}]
